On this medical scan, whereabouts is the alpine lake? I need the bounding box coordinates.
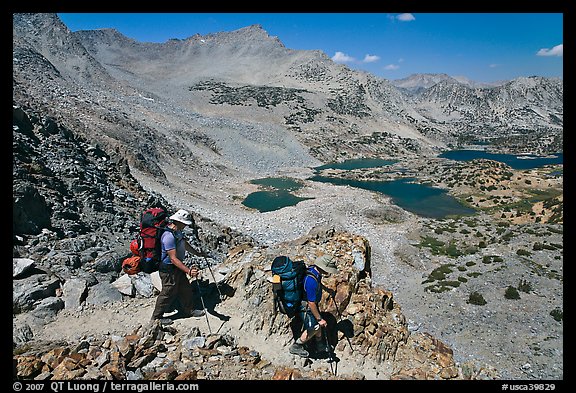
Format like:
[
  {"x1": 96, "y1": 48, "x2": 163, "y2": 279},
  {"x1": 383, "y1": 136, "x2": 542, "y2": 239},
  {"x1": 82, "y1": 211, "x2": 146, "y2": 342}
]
[{"x1": 241, "y1": 150, "x2": 563, "y2": 218}]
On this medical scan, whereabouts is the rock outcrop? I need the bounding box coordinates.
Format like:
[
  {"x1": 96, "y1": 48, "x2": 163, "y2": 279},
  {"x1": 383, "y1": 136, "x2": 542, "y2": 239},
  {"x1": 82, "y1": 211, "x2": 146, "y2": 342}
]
[{"x1": 13, "y1": 225, "x2": 500, "y2": 380}]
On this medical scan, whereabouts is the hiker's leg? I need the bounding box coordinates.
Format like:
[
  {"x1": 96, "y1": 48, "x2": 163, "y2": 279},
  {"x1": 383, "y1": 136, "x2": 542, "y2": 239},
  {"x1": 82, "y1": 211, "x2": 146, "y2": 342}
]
[
  {"x1": 312, "y1": 333, "x2": 327, "y2": 354},
  {"x1": 290, "y1": 307, "x2": 310, "y2": 357},
  {"x1": 298, "y1": 309, "x2": 320, "y2": 343},
  {"x1": 168, "y1": 298, "x2": 181, "y2": 313},
  {"x1": 174, "y1": 269, "x2": 196, "y2": 313},
  {"x1": 151, "y1": 270, "x2": 177, "y2": 320},
  {"x1": 290, "y1": 312, "x2": 303, "y2": 341}
]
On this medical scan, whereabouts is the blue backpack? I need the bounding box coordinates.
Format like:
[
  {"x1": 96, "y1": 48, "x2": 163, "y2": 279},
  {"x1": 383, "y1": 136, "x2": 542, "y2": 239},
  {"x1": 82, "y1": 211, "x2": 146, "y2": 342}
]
[{"x1": 271, "y1": 256, "x2": 317, "y2": 317}]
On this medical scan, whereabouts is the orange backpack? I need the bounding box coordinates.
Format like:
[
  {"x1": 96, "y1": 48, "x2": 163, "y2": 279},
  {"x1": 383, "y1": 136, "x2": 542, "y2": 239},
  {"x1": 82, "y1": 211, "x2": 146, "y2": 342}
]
[{"x1": 122, "y1": 255, "x2": 141, "y2": 275}]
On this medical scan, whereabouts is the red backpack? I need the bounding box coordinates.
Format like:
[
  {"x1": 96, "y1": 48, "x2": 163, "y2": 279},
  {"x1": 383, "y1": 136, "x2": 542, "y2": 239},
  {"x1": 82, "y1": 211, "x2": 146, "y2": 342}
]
[
  {"x1": 122, "y1": 207, "x2": 168, "y2": 275},
  {"x1": 138, "y1": 207, "x2": 168, "y2": 273}
]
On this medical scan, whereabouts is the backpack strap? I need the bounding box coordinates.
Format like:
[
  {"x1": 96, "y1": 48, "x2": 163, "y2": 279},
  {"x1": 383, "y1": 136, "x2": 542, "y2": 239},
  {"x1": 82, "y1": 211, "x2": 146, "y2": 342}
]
[
  {"x1": 159, "y1": 225, "x2": 174, "y2": 235},
  {"x1": 305, "y1": 266, "x2": 320, "y2": 284},
  {"x1": 302, "y1": 267, "x2": 320, "y2": 304}
]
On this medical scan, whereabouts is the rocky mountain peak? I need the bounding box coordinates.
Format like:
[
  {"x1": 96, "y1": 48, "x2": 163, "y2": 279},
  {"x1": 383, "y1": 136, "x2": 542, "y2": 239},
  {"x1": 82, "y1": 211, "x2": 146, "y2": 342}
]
[
  {"x1": 75, "y1": 27, "x2": 138, "y2": 46},
  {"x1": 234, "y1": 23, "x2": 270, "y2": 36},
  {"x1": 13, "y1": 12, "x2": 112, "y2": 86},
  {"x1": 391, "y1": 73, "x2": 459, "y2": 90},
  {"x1": 13, "y1": 12, "x2": 62, "y2": 31}
]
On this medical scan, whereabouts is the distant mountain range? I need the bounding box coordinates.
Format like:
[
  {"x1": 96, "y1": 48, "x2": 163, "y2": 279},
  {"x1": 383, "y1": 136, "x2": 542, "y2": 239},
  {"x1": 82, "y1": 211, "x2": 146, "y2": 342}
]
[
  {"x1": 13, "y1": 13, "x2": 563, "y2": 182},
  {"x1": 390, "y1": 73, "x2": 506, "y2": 92}
]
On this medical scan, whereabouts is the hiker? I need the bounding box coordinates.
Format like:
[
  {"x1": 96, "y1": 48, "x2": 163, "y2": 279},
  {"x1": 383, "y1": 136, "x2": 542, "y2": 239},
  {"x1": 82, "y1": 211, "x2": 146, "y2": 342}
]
[
  {"x1": 289, "y1": 254, "x2": 339, "y2": 357},
  {"x1": 151, "y1": 209, "x2": 206, "y2": 325}
]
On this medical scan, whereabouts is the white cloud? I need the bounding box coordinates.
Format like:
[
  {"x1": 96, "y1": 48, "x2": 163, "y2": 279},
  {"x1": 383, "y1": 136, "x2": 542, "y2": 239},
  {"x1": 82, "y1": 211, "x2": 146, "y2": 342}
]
[
  {"x1": 489, "y1": 64, "x2": 499, "y2": 68},
  {"x1": 332, "y1": 51, "x2": 355, "y2": 63},
  {"x1": 396, "y1": 13, "x2": 415, "y2": 22},
  {"x1": 536, "y1": 44, "x2": 563, "y2": 57},
  {"x1": 363, "y1": 54, "x2": 380, "y2": 63},
  {"x1": 384, "y1": 64, "x2": 400, "y2": 70}
]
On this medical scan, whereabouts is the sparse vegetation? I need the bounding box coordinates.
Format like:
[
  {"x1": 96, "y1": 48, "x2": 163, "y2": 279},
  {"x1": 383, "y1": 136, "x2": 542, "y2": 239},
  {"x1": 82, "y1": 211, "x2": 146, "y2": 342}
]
[
  {"x1": 468, "y1": 291, "x2": 487, "y2": 305},
  {"x1": 422, "y1": 264, "x2": 454, "y2": 283},
  {"x1": 446, "y1": 242, "x2": 463, "y2": 257},
  {"x1": 518, "y1": 279, "x2": 532, "y2": 293},
  {"x1": 190, "y1": 81, "x2": 308, "y2": 109},
  {"x1": 516, "y1": 249, "x2": 532, "y2": 257},
  {"x1": 504, "y1": 286, "x2": 520, "y2": 300},
  {"x1": 482, "y1": 255, "x2": 504, "y2": 264},
  {"x1": 550, "y1": 308, "x2": 563, "y2": 322},
  {"x1": 418, "y1": 236, "x2": 445, "y2": 255}
]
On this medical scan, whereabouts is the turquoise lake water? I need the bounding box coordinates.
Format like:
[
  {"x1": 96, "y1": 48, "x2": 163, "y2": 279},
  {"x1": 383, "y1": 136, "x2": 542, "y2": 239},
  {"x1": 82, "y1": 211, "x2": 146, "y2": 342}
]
[
  {"x1": 241, "y1": 151, "x2": 563, "y2": 215},
  {"x1": 242, "y1": 189, "x2": 312, "y2": 213},
  {"x1": 242, "y1": 177, "x2": 312, "y2": 213},
  {"x1": 439, "y1": 150, "x2": 563, "y2": 170},
  {"x1": 308, "y1": 175, "x2": 476, "y2": 218}
]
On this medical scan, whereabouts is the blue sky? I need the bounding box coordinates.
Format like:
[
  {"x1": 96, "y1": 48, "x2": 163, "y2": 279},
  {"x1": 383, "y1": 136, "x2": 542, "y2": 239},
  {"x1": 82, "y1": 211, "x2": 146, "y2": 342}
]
[{"x1": 57, "y1": 13, "x2": 563, "y2": 83}]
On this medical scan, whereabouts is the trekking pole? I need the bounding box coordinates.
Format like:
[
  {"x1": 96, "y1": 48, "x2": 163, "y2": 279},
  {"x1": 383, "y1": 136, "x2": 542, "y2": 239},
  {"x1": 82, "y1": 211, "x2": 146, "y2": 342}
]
[
  {"x1": 322, "y1": 327, "x2": 337, "y2": 376},
  {"x1": 189, "y1": 269, "x2": 212, "y2": 334},
  {"x1": 330, "y1": 293, "x2": 354, "y2": 353},
  {"x1": 202, "y1": 253, "x2": 224, "y2": 301}
]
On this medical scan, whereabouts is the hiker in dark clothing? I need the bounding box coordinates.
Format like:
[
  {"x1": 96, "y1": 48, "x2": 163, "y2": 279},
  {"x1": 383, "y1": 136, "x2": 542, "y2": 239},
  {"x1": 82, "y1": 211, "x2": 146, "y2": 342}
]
[
  {"x1": 289, "y1": 254, "x2": 339, "y2": 357},
  {"x1": 151, "y1": 209, "x2": 206, "y2": 325}
]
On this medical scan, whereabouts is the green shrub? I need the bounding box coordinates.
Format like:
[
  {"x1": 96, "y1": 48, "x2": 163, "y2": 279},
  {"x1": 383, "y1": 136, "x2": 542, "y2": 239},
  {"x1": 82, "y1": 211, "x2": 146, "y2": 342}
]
[
  {"x1": 518, "y1": 279, "x2": 532, "y2": 293},
  {"x1": 550, "y1": 308, "x2": 563, "y2": 322},
  {"x1": 517, "y1": 249, "x2": 532, "y2": 257},
  {"x1": 505, "y1": 286, "x2": 520, "y2": 300},
  {"x1": 468, "y1": 291, "x2": 487, "y2": 305},
  {"x1": 446, "y1": 242, "x2": 463, "y2": 258},
  {"x1": 439, "y1": 280, "x2": 461, "y2": 288},
  {"x1": 426, "y1": 264, "x2": 454, "y2": 281},
  {"x1": 419, "y1": 236, "x2": 445, "y2": 254}
]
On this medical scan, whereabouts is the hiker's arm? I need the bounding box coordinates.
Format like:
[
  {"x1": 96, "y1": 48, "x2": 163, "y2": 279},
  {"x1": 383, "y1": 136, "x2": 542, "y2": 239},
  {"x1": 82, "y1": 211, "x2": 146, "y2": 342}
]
[
  {"x1": 167, "y1": 248, "x2": 199, "y2": 277},
  {"x1": 308, "y1": 301, "x2": 327, "y2": 327}
]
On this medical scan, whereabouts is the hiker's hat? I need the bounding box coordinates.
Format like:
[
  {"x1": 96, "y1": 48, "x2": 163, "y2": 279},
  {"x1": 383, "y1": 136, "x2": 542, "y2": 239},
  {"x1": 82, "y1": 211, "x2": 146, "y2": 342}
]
[
  {"x1": 314, "y1": 255, "x2": 338, "y2": 275},
  {"x1": 170, "y1": 209, "x2": 193, "y2": 225}
]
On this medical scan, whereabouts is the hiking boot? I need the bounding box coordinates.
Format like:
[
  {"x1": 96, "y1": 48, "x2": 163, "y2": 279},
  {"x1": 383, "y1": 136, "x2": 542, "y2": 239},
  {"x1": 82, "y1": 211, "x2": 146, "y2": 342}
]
[
  {"x1": 289, "y1": 343, "x2": 309, "y2": 358},
  {"x1": 156, "y1": 318, "x2": 173, "y2": 326},
  {"x1": 175, "y1": 309, "x2": 206, "y2": 319},
  {"x1": 190, "y1": 309, "x2": 205, "y2": 318}
]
